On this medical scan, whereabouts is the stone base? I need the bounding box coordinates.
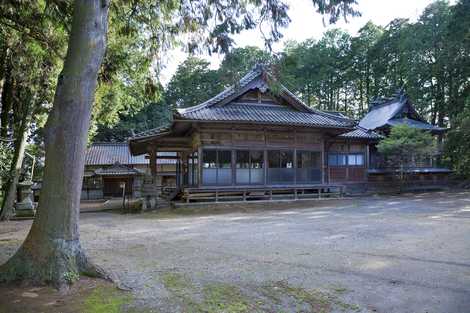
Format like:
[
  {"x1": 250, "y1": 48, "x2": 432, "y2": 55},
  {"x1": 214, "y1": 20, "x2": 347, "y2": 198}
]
[{"x1": 15, "y1": 201, "x2": 36, "y2": 218}]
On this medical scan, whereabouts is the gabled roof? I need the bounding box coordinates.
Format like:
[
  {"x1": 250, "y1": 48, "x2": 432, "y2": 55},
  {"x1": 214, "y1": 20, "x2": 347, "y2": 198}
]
[
  {"x1": 386, "y1": 118, "x2": 446, "y2": 131},
  {"x1": 179, "y1": 103, "x2": 354, "y2": 128},
  {"x1": 85, "y1": 143, "x2": 176, "y2": 166},
  {"x1": 94, "y1": 162, "x2": 143, "y2": 176},
  {"x1": 175, "y1": 64, "x2": 355, "y2": 129},
  {"x1": 338, "y1": 127, "x2": 383, "y2": 140},
  {"x1": 129, "y1": 125, "x2": 172, "y2": 141},
  {"x1": 359, "y1": 90, "x2": 445, "y2": 133}
]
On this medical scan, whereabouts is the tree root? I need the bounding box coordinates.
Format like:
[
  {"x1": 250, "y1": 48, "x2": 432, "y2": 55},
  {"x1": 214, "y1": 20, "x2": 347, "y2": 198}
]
[{"x1": 0, "y1": 238, "x2": 116, "y2": 290}]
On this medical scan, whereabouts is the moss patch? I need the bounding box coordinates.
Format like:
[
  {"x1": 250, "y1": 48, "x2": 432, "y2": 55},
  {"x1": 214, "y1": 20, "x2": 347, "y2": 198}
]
[
  {"x1": 161, "y1": 272, "x2": 192, "y2": 294},
  {"x1": 201, "y1": 283, "x2": 254, "y2": 313},
  {"x1": 82, "y1": 285, "x2": 132, "y2": 313},
  {"x1": 161, "y1": 272, "x2": 260, "y2": 313},
  {"x1": 159, "y1": 272, "x2": 361, "y2": 313},
  {"x1": 261, "y1": 281, "x2": 331, "y2": 313}
]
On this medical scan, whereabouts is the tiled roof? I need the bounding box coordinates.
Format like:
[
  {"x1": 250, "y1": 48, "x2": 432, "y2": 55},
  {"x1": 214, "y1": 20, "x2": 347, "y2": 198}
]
[
  {"x1": 338, "y1": 127, "x2": 383, "y2": 140},
  {"x1": 359, "y1": 98, "x2": 405, "y2": 130},
  {"x1": 130, "y1": 125, "x2": 172, "y2": 140},
  {"x1": 358, "y1": 90, "x2": 444, "y2": 133},
  {"x1": 175, "y1": 64, "x2": 355, "y2": 129},
  {"x1": 129, "y1": 64, "x2": 356, "y2": 144},
  {"x1": 94, "y1": 163, "x2": 142, "y2": 176},
  {"x1": 386, "y1": 118, "x2": 446, "y2": 132},
  {"x1": 85, "y1": 143, "x2": 176, "y2": 165},
  {"x1": 179, "y1": 66, "x2": 265, "y2": 114},
  {"x1": 179, "y1": 103, "x2": 353, "y2": 128}
]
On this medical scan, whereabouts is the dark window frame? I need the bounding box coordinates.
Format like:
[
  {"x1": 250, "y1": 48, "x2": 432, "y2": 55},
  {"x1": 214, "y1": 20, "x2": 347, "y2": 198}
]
[
  {"x1": 235, "y1": 149, "x2": 265, "y2": 185},
  {"x1": 328, "y1": 152, "x2": 365, "y2": 167},
  {"x1": 202, "y1": 149, "x2": 233, "y2": 185}
]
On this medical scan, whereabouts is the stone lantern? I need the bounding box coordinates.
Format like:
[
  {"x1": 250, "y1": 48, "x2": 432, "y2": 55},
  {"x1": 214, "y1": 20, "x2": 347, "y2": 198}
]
[{"x1": 15, "y1": 181, "x2": 36, "y2": 218}]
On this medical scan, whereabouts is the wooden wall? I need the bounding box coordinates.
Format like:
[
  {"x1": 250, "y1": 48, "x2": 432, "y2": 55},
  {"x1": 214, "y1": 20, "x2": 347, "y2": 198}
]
[
  {"x1": 327, "y1": 141, "x2": 368, "y2": 183},
  {"x1": 194, "y1": 123, "x2": 323, "y2": 150}
]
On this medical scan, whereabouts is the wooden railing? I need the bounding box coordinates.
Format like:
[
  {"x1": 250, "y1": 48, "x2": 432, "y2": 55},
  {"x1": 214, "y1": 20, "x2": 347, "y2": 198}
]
[{"x1": 181, "y1": 185, "x2": 344, "y2": 203}]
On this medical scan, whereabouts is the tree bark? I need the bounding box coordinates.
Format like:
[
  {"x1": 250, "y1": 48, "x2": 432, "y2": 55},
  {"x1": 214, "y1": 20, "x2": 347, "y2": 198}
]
[
  {"x1": 0, "y1": 54, "x2": 13, "y2": 139},
  {"x1": 0, "y1": 0, "x2": 110, "y2": 288},
  {"x1": 0, "y1": 44, "x2": 8, "y2": 97},
  {"x1": 0, "y1": 113, "x2": 29, "y2": 221}
]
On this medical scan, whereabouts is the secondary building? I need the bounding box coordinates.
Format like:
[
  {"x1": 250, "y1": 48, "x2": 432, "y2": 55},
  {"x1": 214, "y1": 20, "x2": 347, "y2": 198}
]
[
  {"x1": 359, "y1": 90, "x2": 451, "y2": 182},
  {"x1": 82, "y1": 143, "x2": 176, "y2": 199}
]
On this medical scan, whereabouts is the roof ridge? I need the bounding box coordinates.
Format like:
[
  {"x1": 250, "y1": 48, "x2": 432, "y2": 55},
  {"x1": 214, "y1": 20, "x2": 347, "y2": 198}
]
[
  {"x1": 90, "y1": 142, "x2": 127, "y2": 145},
  {"x1": 129, "y1": 124, "x2": 172, "y2": 141},
  {"x1": 179, "y1": 65, "x2": 264, "y2": 115}
]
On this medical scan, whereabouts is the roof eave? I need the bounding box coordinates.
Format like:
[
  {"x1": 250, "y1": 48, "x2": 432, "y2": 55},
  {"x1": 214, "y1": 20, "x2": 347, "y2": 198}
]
[{"x1": 174, "y1": 117, "x2": 354, "y2": 130}]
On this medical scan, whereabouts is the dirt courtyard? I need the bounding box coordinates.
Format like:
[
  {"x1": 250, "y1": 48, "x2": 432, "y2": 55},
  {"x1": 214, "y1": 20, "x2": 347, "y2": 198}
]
[{"x1": 1, "y1": 191, "x2": 470, "y2": 313}]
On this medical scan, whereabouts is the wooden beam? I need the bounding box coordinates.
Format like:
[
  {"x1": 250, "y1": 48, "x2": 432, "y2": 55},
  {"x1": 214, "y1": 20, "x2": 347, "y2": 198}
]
[{"x1": 149, "y1": 147, "x2": 157, "y2": 177}]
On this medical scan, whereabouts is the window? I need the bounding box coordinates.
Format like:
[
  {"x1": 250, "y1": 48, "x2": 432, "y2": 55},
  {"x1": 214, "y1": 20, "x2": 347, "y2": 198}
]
[
  {"x1": 218, "y1": 150, "x2": 232, "y2": 168},
  {"x1": 236, "y1": 150, "x2": 250, "y2": 184},
  {"x1": 297, "y1": 151, "x2": 322, "y2": 183},
  {"x1": 188, "y1": 151, "x2": 198, "y2": 186},
  {"x1": 281, "y1": 151, "x2": 294, "y2": 169},
  {"x1": 268, "y1": 150, "x2": 280, "y2": 168},
  {"x1": 236, "y1": 150, "x2": 264, "y2": 184},
  {"x1": 328, "y1": 153, "x2": 364, "y2": 167},
  {"x1": 203, "y1": 150, "x2": 217, "y2": 168},
  {"x1": 348, "y1": 154, "x2": 364, "y2": 166},
  {"x1": 328, "y1": 153, "x2": 347, "y2": 166},
  {"x1": 268, "y1": 150, "x2": 294, "y2": 184},
  {"x1": 250, "y1": 151, "x2": 264, "y2": 184},
  {"x1": 202, "y1": 150, "x2": 232, "y2": 185}
]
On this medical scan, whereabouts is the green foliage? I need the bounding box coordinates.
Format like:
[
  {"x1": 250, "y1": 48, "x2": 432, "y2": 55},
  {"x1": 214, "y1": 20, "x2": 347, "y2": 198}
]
[
  {"x1": 88, "y1": 0, "x2": 358, "y2": 140},
  {"x1": 166, "y1": 57, "x2": 223, "y2": 108},
  {"x1": 218, "y1": 46, "x2": 274, "y2": 86},
  {"x1": 0, "y1": 142, "x2": 13, "y2": 184},
  {"x1": 4, "y1": 0, "x2": 469, "y2": 177},
  {"x1": 93, "y1": 101, "x2": 172, "y2": 142},
  {"x1": 377, "y1": 125, "x2": 435, "y2": 168},
  {"x1": 94, "y1": 47, "x2": 275, "y2": 141},
  {"x1": 445, "y1": 105, "x2": 470, "y2": 178},
  {"x1": 63, "y1": 271, "x2": 80, "y2": 284},
  {"x1": 278, "y1": 0, "x2": 469, "y2": 122}
]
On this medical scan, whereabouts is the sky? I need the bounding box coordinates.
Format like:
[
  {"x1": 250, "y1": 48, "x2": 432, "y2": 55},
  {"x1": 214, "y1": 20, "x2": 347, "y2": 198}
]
[{"x1": 159, "y1": 0, "x2": 454, "y2": 85}]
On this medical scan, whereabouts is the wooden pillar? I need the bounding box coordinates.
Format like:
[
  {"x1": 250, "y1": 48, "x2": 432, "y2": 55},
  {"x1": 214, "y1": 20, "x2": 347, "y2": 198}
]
[
  {"x1": 293, "y1": 147, "x2": 297, "y2": 185},
  {"x1": 323, "y1": 139, "x2": 329, "y2": 184},
  {"x1": 180, "y1": 151, "x2": 189, "y2": 187},
  {"x1": 149, "y1": 147, "x2": 157, "y2": 179},
  {"x1": 198, "y1": 146, "x2": 203, "y2": 187},
  {"x1": 366, "y1": 143, "x2": 370, "y2": 182},
  {"x1": 264, "y1": 150, "x2": 268, "y2": 186},
  {"x1": 148, "y1": 146, "x2": 158, "y2": 210}
]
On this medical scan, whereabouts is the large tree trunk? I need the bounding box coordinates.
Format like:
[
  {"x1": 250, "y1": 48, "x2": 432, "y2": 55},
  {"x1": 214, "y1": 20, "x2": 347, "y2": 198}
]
[
  {"x1": 0, "y1": 0, "x2": 109, "y2": 288},
  {"x1": 0, "y1": 114, "x2": 29, "y2": 221}
]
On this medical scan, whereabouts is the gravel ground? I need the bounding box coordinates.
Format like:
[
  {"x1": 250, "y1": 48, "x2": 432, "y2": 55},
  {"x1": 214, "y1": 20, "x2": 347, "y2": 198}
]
[{"x1": 1, "y1": 191, "x2": 470, "y2": 313}]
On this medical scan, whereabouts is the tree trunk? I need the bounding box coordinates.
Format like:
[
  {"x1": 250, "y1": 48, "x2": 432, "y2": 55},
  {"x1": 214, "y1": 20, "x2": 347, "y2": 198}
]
[
  {"x1": 0, "y1": 114, "x2": 29, "y2": 221},
  {"x1": 0, "y1": 55, "x2": 13, "y2": 139},
  {"x1": 0, "y1": 0, "x2": 109, "y2": 288},
  {"x1": 0, "y1": 45, "x2": 8, "y2": 97}
]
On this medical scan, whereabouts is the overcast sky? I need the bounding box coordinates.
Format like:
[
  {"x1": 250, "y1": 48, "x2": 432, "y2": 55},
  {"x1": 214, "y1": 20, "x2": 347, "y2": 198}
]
[{"x1": 159, "y1": 0, "x2": 453, "y2": 85}]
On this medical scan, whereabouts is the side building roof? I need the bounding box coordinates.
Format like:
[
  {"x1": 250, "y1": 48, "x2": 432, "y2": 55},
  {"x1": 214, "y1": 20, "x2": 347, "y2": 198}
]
[
  {"x1": 359, "y1": 90, "x2": 446, "y2": 133},
  {"x1": 85, "y1": 143, "x2": 175, "y2": 166},
  {"x1": 338, "y1": 127, "x2": 383, "y2": 140}
]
